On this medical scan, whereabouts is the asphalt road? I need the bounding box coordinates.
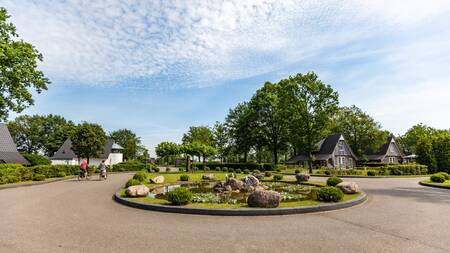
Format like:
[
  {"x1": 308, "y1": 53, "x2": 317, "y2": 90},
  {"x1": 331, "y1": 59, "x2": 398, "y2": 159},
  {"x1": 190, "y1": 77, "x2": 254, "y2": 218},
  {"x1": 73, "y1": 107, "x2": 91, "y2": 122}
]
[{"x1": 1, "y1": 174, "x2": 449, "y2": 253}]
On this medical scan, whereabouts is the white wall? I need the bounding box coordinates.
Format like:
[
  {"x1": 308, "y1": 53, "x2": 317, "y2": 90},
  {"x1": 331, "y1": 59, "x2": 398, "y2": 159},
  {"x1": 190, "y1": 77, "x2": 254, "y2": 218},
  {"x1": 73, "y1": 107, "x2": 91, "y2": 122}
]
[
  {"x1": 51, "y1": 159, "x2": 78, "y2": 165},
  {"x1": 51, "y1": 154, "x2": 123, "y2": 166}
]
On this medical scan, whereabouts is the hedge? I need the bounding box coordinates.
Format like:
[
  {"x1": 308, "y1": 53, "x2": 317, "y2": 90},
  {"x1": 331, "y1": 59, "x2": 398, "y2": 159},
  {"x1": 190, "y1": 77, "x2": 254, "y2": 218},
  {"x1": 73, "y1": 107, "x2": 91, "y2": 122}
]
[
  {"x1": 318, "y1": 164, "x2": 428, "y2": 176},
  {"x1": 192, "y1": 162, "x2": 276, "y2": 171},
  {"x1": 21, "y1": 153, "x2": 51, "y2": 166},
  {"x1": 0, "y1": 164, "x2": 80, "y2": 185},
  {"x1": 111, "y1": 161, "x2": 155, "y2": 172}
]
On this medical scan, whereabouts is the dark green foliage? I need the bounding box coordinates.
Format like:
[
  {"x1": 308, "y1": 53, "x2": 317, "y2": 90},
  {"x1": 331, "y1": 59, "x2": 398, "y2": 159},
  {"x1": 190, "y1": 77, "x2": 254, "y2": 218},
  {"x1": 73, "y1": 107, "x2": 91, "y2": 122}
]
[
  {"x1": 253, "y1": 169, "x2": 260, "y2": 174},
  {"x1": 367, "y1": 170, "x2": 376, "y2": 176},
  {"x1": 192, "y1": 162, "x2": 275, "y2": 171},
  {"x1": 2, "y1": 175, "x2": 19, "y2": 184},
  {"x1": 132, "y1": 171, "x2": 148, "y2": 182},
  {"x1": 430, "y1": 173, "x2": 445, "y2": 183},
  {"x1": 167, "y1": 187, "x2": 192, "y2": 205},
  {"x1": 56, "y1": 171, "x2": 66, "y2": 177},
  {"x1": 436, "y1": 172, "x2": 450, "y2": 180},
  {"x1": 229, "y1": 168, "x2": 235, "y2": 173},
  {"x1": 327, "y1": 177, "x2": 343, "y2": 186},
  {"x1": 33, "y1": 174, "x2": 45, "y2": 181},
  {"x1": 179, "y1": 174, "x2": 190, "y2": 181},
  {"x1": 243, "y1": 169, "x2": 250, "y2": 174},
  {"x1": 153, "y1": 167, "x2": 160, "y2": 172},
  {"x1": 318, "y1": 187, "x2": 343, "y2": 202},
  {"x1": 324, "y1": 170, "x2": 331, "y2": 175},
  {"x1": 265, "y1": 171, "x2": 272, "y2": 177},
  {"x1": 273, "y1": 174, "x2": 283, "y2": 181},
  {"x1": 0, "y1": 164, "x2": 80, "y2": 184},
  {"x1": 295, "y1": 169, "x2": 301, "y2": 174},
  {"x1": 71, "y1": 122, "x2": 107, "y2": 163},
  {"x1": 109, "y1": 129, "x2": 142, "y2": 160},
  {"x1": 112, "y1": 161, "x2": 146, "y2": 172},
  {"x1": 204, "y1": 167, "x2": 210, "y2": 171},
  {"x1": 22, "y1": 153, "x2": 51, "y2": 166},
  {"x1": 125, "y1": 178, "x2": 141, "y2": 188},
  {"x1": 235, "y1": 169, "x2": 242, "y2": 173}
]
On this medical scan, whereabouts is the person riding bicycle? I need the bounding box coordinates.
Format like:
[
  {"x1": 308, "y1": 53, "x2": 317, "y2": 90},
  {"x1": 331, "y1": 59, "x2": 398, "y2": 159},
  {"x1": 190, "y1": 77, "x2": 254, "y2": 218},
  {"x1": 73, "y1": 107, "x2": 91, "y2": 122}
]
[
  {"x1": 99, "y1": 160, "x2": 107, "y2": 179},
  {"x1": 80, "y1": 160, "x2": 88, "y2": 178}
]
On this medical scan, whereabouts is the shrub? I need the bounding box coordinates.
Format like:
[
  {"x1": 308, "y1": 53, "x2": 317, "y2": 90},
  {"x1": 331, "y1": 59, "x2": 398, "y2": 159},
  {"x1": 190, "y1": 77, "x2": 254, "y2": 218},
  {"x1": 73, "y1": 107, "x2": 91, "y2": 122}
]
[
  {"x1": 273, "y1": 174, "x2": 283, "y2": 181},
  {"x1": 265, "y1": 171, "x2": 272, "y2": 177},
  {"x1": 276, "y1": 169, "x2": 281, "y2": 172},
  {"x1": 327, "y1": 177, "x2": 343, "y2": 187},
  {"x1": 222, "y1": 167, "x2": 228, "y2": 172},
  {"x1": 318, "y1": 186, "x2": 344, "y2": 202},
  {"x1": 179, "y1": 174, "x2": 190, "y2": 181},
  {"x1": 33, "y1": 174, "x2": 46, "y2": 181},
  {"x1": 167, "y1": 187, "x2": 192, "y2": 205},
  {"x1": 112, "y1": 161, "x2": 146, "y2": 172},
  {"x1": 166, "y1": 167, "x2": 171, "y2": 172},
  {"x1": 4, "y1": 175, "x2": 20, "y2": 184},
  {"x1": 125, "y1": 178, "x2": 141, "y2": 188},
  {"x1": 229, "y1": 168, "x2": 235, "y2": 173},
  {"x1": 22, "y1": 153, "x2": 51, "y2": 166},
  {"x1": 153, "y1": 167, "x2": 160, "y2": 173},
  {"x1": 204, "y1": 167, "x2": 210, "y2": 171},
  {"x1": 436, "y1": 172, "x2": 450, "y2": 180},
  {"x1": 216, "y1": 167, "x2": 222, "y2": 172},
  {"x1": 133, "y1": 171, "x2": 148, "y2": 182},
  {"x1": 295, "y1": 169, "x2": 301, "y2": 174},
  {"x1": 243, "y1": 169, "x2": 250, "y2": 174},
  {"x1": 235, "y1": 169, "x2": 242, "y2": 174},
  {"x1": 56, "y1": 171, "x2": 66, "y2": 178},
  {"x1": 430, "y1": 173, "x2": 446, "y2": 183},
  {"x1": 324, "y1": 170, "x2": 331, "y2": 175},
  {"x1": 253, "y1": 169, "x2": 260, "y2": 174},
  {"x1": 367, "y1": 170, "x2": 376, "y2": 176}
]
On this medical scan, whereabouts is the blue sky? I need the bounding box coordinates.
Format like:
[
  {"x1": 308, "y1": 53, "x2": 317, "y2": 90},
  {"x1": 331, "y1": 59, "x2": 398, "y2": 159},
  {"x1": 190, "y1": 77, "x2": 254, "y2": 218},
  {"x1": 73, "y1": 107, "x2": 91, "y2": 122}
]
[{"x1": 2, "y1": 0, "x2": 450, "y2": 156}]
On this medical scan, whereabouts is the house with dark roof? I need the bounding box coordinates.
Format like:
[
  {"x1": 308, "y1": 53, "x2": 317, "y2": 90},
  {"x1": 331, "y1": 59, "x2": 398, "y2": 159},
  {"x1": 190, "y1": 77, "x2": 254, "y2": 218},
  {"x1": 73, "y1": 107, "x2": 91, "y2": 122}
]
[
  {"x1": 366, "y1": 136, "x2": 404, "y2": 164},
  {"x1": 286, "y1": 133, "x2": 358, "y2": 169},
  {"x1": 0, "y1": 123, "x2": 29, "y2": 165},
  {"x1": 51, "y1": 138, "x2": 123, "y2": 166}
]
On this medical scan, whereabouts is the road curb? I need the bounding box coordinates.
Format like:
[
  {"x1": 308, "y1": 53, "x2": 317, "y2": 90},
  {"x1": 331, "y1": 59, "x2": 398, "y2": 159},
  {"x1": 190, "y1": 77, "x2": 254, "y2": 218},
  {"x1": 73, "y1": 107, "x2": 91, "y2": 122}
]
[
  {"x1": 113, "y1": 191, "x2": 367, "y2": 216},
  {"x1": 419, "y1": 181, "x2": 450, "y2": 190},
  {"x1": 0, "y1": 176, "x2": 76, "y2": 191},
  {"x1": 286, "y1": 174, "x2": 428, "y2": 179}
]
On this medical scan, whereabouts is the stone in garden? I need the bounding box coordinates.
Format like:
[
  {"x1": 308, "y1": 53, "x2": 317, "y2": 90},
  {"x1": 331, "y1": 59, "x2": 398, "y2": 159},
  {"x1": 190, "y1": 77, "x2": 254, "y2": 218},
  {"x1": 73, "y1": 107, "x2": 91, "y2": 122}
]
[
  {"x1": 253, "y1": 173, "x2": 265, "y2": 180},
  {"x1": 125, "y1": 185, "x2": 149, "y2": 197},
  {"x1": 336, "y1": 181, "x2": 359, "y2": 194},
  {"x1": 227, "y1": 177, "x2": 244, "y2": 190},
  {"x1": 224, "y1": 185, "x2": 232, "y2": 192},
  {"x1": 202, "y1": 174, "x2": 215, "y2": 180},
  {"x1": 247, "y1": 190, "x2": 281, "y2": 208},
  {"x1": 213, "y1": 182, "x2": 226, "y2": 192},
  {"x1": 150, "y1": 175, "x2": 164, "y2": 184},
  {"x1": 242, "y1": 175, "x2": 260, "y2": 187},
  {"x1": 296, "y1": 173, "x2": 310, "y2": 182},
  {"x1": 254, "y1": 185, "x2": 266, "y2": 192}
]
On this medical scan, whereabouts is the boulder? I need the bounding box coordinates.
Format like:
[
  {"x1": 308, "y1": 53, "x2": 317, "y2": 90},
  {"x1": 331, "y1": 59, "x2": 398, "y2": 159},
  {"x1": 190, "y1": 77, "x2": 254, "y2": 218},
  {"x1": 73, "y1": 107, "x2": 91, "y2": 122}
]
[
  {"x1": 336, "y1": 181, "x2": 359, "y2": 194},
  {"x1": 252, "y1": 173, "x2": 265, "y2": 180},
  {"x1": 125, "y1": 185, "x2": 149, "y2": 197},
  {"x1": 224, "y1": 185, "x2": 232, "y2": 192},
  {"x1": 247, "y1": 190, "x2": 281, "y2": 208},
  {"x1": 227, "y1": 177, "x2": 244, "y2": 190},
  {"x1": 202, "y1": 174, "x2": 215, "y2": 180},
  {"x1": 242, "y1": 175, "x2": 260, "y2": 187},
  {"x1": 213, "y1": 182, "x2": 226, "y2": 192},
  {"x1": 296, "y1": 173, "x2": 310, "y2": 182},
  {"x1": 150, "y1": 175, "x2": 164, "y2": 184}
]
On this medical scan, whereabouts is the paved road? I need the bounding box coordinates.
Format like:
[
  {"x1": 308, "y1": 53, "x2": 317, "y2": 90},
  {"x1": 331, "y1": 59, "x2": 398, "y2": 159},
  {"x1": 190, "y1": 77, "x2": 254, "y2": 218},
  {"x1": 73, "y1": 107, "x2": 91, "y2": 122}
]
[{"x1": 1, "y1": 174, "x2": 449, "y2": 253}]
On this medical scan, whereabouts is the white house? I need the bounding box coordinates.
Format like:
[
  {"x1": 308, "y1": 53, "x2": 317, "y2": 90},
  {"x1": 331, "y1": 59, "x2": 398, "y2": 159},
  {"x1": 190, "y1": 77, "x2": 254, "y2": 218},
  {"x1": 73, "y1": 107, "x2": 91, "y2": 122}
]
[{"x1": 51, "y1": 138, "x2": 123, "y2": 166}]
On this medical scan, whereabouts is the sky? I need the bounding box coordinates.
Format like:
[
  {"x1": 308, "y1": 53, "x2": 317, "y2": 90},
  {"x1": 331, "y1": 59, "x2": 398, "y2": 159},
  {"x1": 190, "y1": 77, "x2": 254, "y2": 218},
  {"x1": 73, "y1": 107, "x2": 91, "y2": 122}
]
[{"x1": 2, "y1": 0, "x2": 450, "y2": 156}]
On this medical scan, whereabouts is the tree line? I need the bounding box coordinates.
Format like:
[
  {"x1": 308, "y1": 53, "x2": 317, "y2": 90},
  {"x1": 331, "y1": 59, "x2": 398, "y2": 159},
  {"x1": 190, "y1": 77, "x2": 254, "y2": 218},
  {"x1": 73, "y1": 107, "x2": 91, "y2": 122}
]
[
  {"x1": 7, "y1": 114, "x2": 149, "y2": 163},
  {"x1": 156, "y1": 72, "x2": 450, "y2": 171}
]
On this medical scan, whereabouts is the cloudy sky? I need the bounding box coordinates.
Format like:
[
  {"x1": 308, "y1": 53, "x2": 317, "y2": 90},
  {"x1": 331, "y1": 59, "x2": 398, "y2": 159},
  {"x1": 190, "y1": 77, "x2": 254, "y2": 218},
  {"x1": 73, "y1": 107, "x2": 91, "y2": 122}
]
[{"x1": 2, "y1": 0, "x2": 450, "y2": 155}]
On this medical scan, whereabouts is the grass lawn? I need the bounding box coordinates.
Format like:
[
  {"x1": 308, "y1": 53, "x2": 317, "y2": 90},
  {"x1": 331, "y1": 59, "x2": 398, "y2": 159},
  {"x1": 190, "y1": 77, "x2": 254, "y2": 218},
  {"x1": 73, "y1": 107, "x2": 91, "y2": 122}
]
[{"x1": 421, "y1": 179, "x2": 450, "y2": 188}]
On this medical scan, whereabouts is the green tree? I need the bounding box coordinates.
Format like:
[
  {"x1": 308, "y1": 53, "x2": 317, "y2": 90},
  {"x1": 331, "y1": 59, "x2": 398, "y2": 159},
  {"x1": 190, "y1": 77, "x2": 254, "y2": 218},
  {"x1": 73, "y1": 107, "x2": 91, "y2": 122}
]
[
  {"x1": 416, "y1": 137, "x2": 437, "y2": 172},
  {"x1": 249, "y1": 81, "x2": 288, "y2": 164},
  {"x1": 71, "y1": 122, "x2": 107, "y2": 164},
  {"x1": 0, "y1": 8, "x2": 50, "y2": 120},
  {"x1": 399, "y1": 123, "x2": 436, "y2": 154},
  {"x1": 41, "y1": 114, "x2": 76, "y2": 156},
  {"x1": 432, "y1": 130, "x2": 450, "y2": 173},
  {"x1": 155, "y1": 141, "x2": 180, "y2": 165},
  {"x1": 279, "y1": 72, "x2": 339, "y2": 172},
  {"x1": 182, "y1": 126, "x2": 215, "y2": 146},
  {"x1": 109, "y1": 129, "x2": 141, "y2": 160},
  {"x1": 213, "y1": 121, "x2": 229, "y2": 162},
  {"x1": 330, "y1": 105, "x2": 389, "y2": 159}
]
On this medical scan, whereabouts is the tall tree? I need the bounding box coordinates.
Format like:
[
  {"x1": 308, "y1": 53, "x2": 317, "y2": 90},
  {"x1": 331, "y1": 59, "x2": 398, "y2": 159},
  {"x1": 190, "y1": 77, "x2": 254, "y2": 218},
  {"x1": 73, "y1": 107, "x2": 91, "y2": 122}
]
[
  {"x1": 416, "y1": 137, "x2": 437, "y2": 171},
  {"x1": 213, "y1": 121, "x2": 229, "y2": 163},
  {"x1": 279, "y1": 72, "x2": 339, "y2": 172},
  {"x1": 155, "y1": 141, "x2": 180, "y2": 164},
  {"x1": 249, "y1": 81, "x2": 288, "y2": 164},
  {"x1": 7, "y1": 115, "x2": 45, "y2": 153},
  {"x1": 330, "y1": 105, "x2": 389, "y2": 159},
  {"x1": 399, "y1": 123, "x2": 436, "y2": 155},
  {"x1": 182, "y1": 126, "x2": 215, "y2": 147},
  {"x1": 432, "y1": 130, "x2": 450, "y2": 173},
  {"x1": 41, "y1": 114, "x2": 76, "y2": 156},
  {"x1": 0, "y1": 8, "x2": 50, "y2": 121},
  {"x1": 109, "y1": 129, "x2": 141, "y2": 161},
  {"x1": 71, "y1": 122, "x2": 107, "y2": 164}
]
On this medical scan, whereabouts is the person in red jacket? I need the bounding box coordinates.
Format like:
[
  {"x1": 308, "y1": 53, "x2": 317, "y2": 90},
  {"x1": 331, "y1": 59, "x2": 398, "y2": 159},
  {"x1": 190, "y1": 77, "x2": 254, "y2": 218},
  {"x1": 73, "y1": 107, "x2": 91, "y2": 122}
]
[{"x1": 79, "y1": 160, "x2": 88, "y2": 179}]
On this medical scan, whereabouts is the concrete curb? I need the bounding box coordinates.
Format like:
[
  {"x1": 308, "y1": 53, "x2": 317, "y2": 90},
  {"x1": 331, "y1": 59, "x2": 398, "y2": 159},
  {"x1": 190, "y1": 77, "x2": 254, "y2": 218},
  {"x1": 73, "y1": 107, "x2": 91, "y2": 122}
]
[
  {"x1": 113, "y1": 191, "x2": 367, "y2": 216},
  {"x1": 285, "y1": 174, "x2": 428, "y2": 179},
  {"x1": 0, "y1": 176, "x2": 76, "y2": 191},
  {"x1": 419, "y1": 181, "x2": 450, "y2": 190}
]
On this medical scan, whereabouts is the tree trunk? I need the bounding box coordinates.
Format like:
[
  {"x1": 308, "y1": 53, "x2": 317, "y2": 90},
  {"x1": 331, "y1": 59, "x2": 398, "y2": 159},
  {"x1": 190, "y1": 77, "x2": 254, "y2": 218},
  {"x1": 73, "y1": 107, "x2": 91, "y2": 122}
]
[
  {"x1": 244, "y1": 152, "x2": 248, "y2": 163},
  {"x1": 308, "y1": 152, "x2": 313, "y2": 174},
  {"x1": 273, "y1": 146, "x2": 278, "y2": 164}
]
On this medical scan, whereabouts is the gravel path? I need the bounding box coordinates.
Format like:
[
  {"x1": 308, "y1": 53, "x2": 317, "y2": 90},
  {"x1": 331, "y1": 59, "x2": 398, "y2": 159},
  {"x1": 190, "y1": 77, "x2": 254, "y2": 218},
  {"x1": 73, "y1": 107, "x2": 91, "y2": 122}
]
[{"x1": 0, "y1": 174, "x2": 449, "y2": 253}]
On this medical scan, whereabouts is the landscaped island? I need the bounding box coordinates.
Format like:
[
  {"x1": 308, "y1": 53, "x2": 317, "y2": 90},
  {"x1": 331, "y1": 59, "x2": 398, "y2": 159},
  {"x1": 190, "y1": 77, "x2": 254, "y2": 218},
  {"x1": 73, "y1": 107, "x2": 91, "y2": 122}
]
[
  {"x1": 420, "y1": 172, "x2": 450, "y2": 189},
  {"x1": 116, "y1": 170, "x2": 365, "y2": 214}
]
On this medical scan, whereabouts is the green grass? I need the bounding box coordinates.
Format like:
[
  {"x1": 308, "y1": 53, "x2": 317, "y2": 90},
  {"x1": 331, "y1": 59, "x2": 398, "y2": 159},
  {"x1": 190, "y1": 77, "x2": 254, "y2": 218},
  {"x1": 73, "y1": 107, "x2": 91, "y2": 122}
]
[{"x1": 421, "y1": 179, "x2": 450, "y2": 188}]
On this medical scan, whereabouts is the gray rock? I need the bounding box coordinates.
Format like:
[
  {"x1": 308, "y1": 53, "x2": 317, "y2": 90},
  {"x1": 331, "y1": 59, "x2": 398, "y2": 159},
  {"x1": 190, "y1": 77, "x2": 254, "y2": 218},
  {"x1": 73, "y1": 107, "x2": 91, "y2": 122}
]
[
  {"x1": 296, "y1": 173, "x2": 310, "y2": 182},
  {"x1": 252, "y1": 173, "x2": 265, "y2": 180},
  {"x1": 242, "y1": 175, "x2": 260, "y2": 187},
  {"x1": 336, "y1": 181, "x2": 359, "y2": 194},
  {"x1": 202, "y1": 174, "x2": 215, "y2": 180},
  {"x1": 226, "y1": 177, "x2": 244, "y2": 190},
  {"x1": 150, "y1": 175, "x2": 164, "y2": 184},
  {"x1": 125, "y1": 185, "x2": 149, "y2": 197},
  {"x1": 247, "y1": 190, "x2": 281, "y2": 208}
]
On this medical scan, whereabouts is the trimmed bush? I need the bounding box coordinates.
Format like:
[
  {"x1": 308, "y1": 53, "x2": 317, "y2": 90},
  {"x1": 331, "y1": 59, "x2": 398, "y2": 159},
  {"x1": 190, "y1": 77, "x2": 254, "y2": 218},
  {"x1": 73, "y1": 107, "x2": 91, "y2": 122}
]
[
  {"x1": 222, "y1": 167, "x2": 228, "y2": 172},
  {"x1": 112, "y1": 161, "x2": 146, "y2": 172},
  {"x1": 22, "y1": 153, "x2": 51, "y2": 166},
  {"x1": 273, "y1": 174, "x2": 283, "y2": 181},
  {"x1": 229, "y1": 168, "x2": 235, "y2": 173},
  {"x1": 56, "y1": 171, "x2": 66, "y2": 178},
  {"x1": 125, "y1": 178, "x2": 141, "y2": 188},
  {"x1": 33, "y1": 174, "x2": 46, "y2": 181},
  {"x1": 216, "y1": 167, "x2": 222, "y2": 172},
  {"x1": 235, "y1": 169, "x2": 242, "y2": 174},
  {"x1": 318, "y1": 186, "x2": 344, "y2": 202},
  {"x1": 430, "y1": 173, "x2": 446, "y2": 183},
  {"x1": 243, "y1": 169, "x2": 250, "y2": 174},
  {"x1": 204, "y1": 167, "x2": 210, "y2": 171},
  {"x1": 324, "y1": 170, "x2": 331, "y2": 175},
  {"x1": 265, "y1": 171, "x2": 272, "y2": 177},
  {"x1": 253, "y1": 169, "x2": 260, "y2": 174},
  {"x1": 179, "y1": 174, "x2": 190, "y2": 181},
  {"x1": 436, "y1": 172, "x2": 450, "y2": 180},
  {"x1": 367, "y1": 170, "x2": 376, "y2": 176},
  {"x1": 294, "y1": 169, "x2": 301, "y2": 174},
  {"x1": 327, "y1": 177, "x2": 343, "y2": 186},
  {"x1": 167, "y1": 187, "x2": 192, "y2": 205},
  {"x1": 133, "y1": 171, "x2": 148, "y2": 182}
]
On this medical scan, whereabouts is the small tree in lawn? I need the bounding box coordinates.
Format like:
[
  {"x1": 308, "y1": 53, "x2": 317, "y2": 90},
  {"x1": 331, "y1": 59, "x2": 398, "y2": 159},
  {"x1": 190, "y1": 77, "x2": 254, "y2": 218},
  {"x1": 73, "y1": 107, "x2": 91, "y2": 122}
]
[{"x1": 71, "y1": 122, "x2": 107, "y2": 166}]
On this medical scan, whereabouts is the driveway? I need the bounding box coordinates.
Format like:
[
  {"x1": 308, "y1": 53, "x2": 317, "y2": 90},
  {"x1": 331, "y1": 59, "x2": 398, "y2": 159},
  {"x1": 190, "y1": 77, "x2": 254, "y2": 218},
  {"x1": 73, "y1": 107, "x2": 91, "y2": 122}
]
[{"x1": 0, "y1": 174, "x2": 449, "y2": 253}]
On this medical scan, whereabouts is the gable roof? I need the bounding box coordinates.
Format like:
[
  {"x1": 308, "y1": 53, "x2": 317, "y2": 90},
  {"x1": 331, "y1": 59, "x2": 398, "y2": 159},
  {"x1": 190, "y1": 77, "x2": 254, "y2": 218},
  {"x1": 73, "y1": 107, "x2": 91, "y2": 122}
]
[
  {"x1": 0, "y1": 123, "x2": 30, "y2": 165},
  {"x1": 52, "y1": 138, "x2": 122, "y2": 160},
  {"x1": 366, "y1": 136, "x2": 404, "y2": 161}
]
